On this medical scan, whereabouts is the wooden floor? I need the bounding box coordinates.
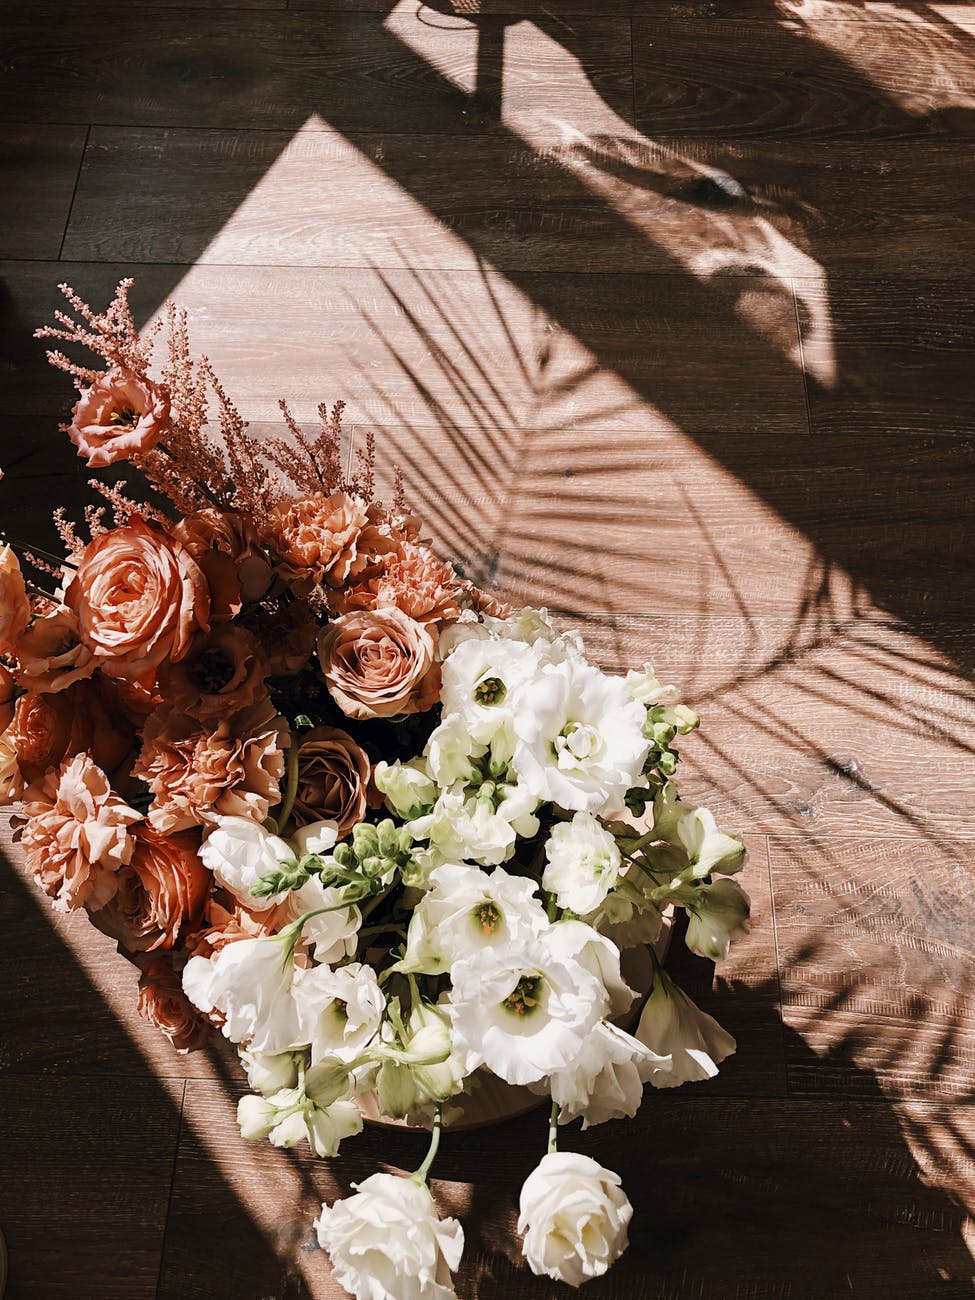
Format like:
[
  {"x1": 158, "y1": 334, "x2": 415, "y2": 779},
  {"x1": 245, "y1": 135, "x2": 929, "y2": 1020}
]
[{"x1": 1, "y1": 0, "x2": 974, "y2": 1295}]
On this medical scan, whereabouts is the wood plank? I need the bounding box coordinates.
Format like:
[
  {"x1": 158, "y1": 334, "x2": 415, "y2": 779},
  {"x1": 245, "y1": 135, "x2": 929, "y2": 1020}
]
[
  {"x1": 61, "y1": 126, "x2": 975, "y2": 277},
  {"x1": 0, "y1": 124, "x2": 88, "y2": 260},
  {"x1": 0, "y1": 1074, "x2": 180, "y2": 1298},
  {"x1": 0, "y1": 7, "x2": 632, "y2": 133},
  {"x1": 770, "y1": 836, "x2": 975, "y2": 1099},
  {"x1": 633, "y1": 15, "x2": 975, "y2": 140}
]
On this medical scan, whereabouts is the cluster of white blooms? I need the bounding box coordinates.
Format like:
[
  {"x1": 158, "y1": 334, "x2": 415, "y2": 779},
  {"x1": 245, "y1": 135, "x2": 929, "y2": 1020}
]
[{"x1": 176, "y1": 607, "x2": 752, "y2": 1298}]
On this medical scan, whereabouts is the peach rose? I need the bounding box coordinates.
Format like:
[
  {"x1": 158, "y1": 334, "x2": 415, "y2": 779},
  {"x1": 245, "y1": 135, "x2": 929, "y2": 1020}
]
[
  {"x1": 264, "y1": 491, "x2": 370, "y2": 586},
  {"x1": 158, "y1": 625, "x2": 267, "y2": 721},
  {"x1": 0, "y1": 663, "x2": 16, "y2": 734},
  {"x1": 9, "y1": 678, "x2": 137, "y2": 785},
  {"x1": 132, "y1": 696, "x2": 289, "y2": 833},
  {"x1": 136, "y1": 953, "x2": 211, "y2": 1053},
  {"x1": 172, "y1": 509, "x2": 273, "y2": 622},
  {"x1": 329, "y1": 540, "x2": 461, "y2": 625},
  {"x1": 65, "y1": 517, "x2": 210, "y2": 684},
  {"x1": 317, "y1": 607, "x2": 440, "y2": 720},
  {"x1": 14, "y1": 604, "x2": 95, "y2": 693},
  {"x1": 19, "y1": 754, "x2": 142, "y2": 911},
  {"x1": 67, "y1": 368, "x2": 170, "y2": 467},
  {"x1": 187, "y1": 896, "x2": 278, "y2": 960},
  {"x1": 0, "y1": 544, "x2": 31, "y2": 653},
  {"x1": 90, "y1": 824, "x2": 209, "y2": 952},
  {"x1": 291, "y1": 726, "x2": 370, "y2": 839}
]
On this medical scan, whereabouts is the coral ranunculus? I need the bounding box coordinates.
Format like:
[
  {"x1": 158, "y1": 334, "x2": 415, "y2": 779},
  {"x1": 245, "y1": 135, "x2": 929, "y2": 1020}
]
[
  {"x1": 0, "y1": 544, "x2": 31, "y2": 653},
  {"x1": 291, "y1": 725, "x2": 371, "y2": 839},
  {"x1": 90, "y1": 824, "x2": 209, "y2": 952},
  {"x1": 67, "y1": 368, "x2": 171, "y2": 467},
  {"x1": 14, "y1": 604, "x2": 95, "y2": 693},
  {"x1": 66, "y1": 516, "x2": 210, "y2": 684},
  {"x1": 317, "y1": 607, "x2": 440, "y2": 720},
  {"x1": 136, "y1": 953, "x2": 212, "y2": 1053}
]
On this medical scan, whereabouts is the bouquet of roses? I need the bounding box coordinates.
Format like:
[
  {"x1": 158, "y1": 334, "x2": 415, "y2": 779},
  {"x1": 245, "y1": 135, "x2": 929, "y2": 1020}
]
[{"x1": 0, "y1": 281, "x2": 750, "y2": 1296}]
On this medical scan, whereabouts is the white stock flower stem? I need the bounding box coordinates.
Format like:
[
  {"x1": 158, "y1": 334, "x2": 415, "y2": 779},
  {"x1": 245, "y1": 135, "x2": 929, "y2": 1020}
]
[
  {"x1": 411, "y1": 1104, "x2": 444, "y2": 1186},
  {"x1": 276, "y1": 732, "x2": 302, "y2": 833},
  {"x1": 547, "y1": 1097, "x2": 559, "y2": 1155}
]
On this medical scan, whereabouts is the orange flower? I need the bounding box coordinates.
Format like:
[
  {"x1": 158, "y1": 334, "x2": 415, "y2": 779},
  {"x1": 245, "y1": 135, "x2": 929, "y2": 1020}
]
[
  {"x1": 65, "y1": 517, "x2": 210, "y2": 684},
  {"x1": 67, "y1": 368, "x2": 170, "y2": 467},
  {"x1": 291, "y1": 726, "x2": 371, "y2": 839},
  {"x1": 0, "y1": 544, "x2": 30, "y2": 654},
  {"x1": 90, "y1": 824, "x2": 209, "y2": 952},
  {"x1": 263, "y1": 491, "x2": 370, "y2": 586},
  {"x1": 330, "y1": 541, "x2": 461, "y2": 625},
  {"x1": 317, "y1": 607, "x2": 440, "y2": 720},
  {"x1": 187, "y1": 896, "x2": 279, "y2": 959},
  {"x1": 158, "y1": 625, "x2": 267, "y2": 721},
  {"x1": 135, "y1": 953, "x2": 211, "y2": 1053},
  {"x1": 8, "y1": 678, "x2": 137, "y2": 785},
  {"x1": 19, "y1": 754, "x2": 142, "y2": 911},
  {"x1": 132, "y1": 696, "x2": 289, "y2": 833},
  {"x1": 0, "y1": 662, "x2": 16, "y2": 734},
  {"x1": 238, "y1": 599, "x2": 317, "y2": 677},
  {"x1": 14, "y1": 604, "x2": 95, "y2": 693},
  {"x1": 172, "y1": 508, "x2": 273, "y2": 621}
]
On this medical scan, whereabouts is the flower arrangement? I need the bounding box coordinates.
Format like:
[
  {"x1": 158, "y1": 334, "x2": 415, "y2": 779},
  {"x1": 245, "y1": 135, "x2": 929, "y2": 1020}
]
[{"x1": 1, "y1": 281, "x2": 750, "y2": 1295}]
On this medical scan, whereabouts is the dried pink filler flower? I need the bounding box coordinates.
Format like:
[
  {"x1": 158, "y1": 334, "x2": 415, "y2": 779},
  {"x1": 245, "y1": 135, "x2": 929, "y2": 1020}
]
[
  {"x1": 132, "y1": 697, "x2": 289, "y2": 833},
  {"x1": 20, "y1": 754, "x2": 143, "y2": 911},
  {"x1": 67, "y1": 368, "x2": 171, "y2": 467}
]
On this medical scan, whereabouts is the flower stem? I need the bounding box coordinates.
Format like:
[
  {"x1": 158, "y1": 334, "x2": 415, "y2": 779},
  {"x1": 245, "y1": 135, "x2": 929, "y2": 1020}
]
[
  {"x1": 547, "y1": 1097, "x2": 559, "y2": 1155},
  {"x1": 276, "y1": 734, "x2": 302, "y2": 834},
  {"x1": 412, "y1": 1104, "x2": 444, "y2": 1185}
]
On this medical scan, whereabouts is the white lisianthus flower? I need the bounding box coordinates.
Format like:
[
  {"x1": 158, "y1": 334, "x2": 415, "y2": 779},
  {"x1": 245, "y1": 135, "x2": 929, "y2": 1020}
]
[
  {"x1": 292, "y1": 961, "x2": 385, "y2": 1064},
  {"x1": 238, "y1": 1088, "x2": 362, "y2": 1157},
  {"x1": 290, "y1": 819, "x2": 339, "y2": 857},
  {"x1": 518, "y1": 1152, "x2": 633, "y2": 1287},
  {"x1": 532, "y1": 1021, "x2": 668, "y2": 1128},
  {"x1": 547, "y1": 918, "x2": 636, "y2": 1018},
  {"x1": 440, "y1": 636, "x2": 541, "y2": 743},
  {"x1": 635, "y1": 966, "x2": 736, "y2": 1087},
  {"x1": 542, "y1": 812, "x2": 622, "y2": 914},
  {"x1": 412, "y1": 784, "x2": 539, "y2": 868},
  {"x1": 374, "y1": 758, "x2": 437, "y2": 819},
  {"x1": 580, "y1": 872, "x2": 664, "y2": 948},
  {"x1": 625, "y1": 661, "x2": 681, "y2": 706},
  {"x1": 182, "y1": 935, "x2": 304, "y2": 1054},
  {"x1": 316, "y1": 1173, "x2": 464, "y2": 1300},
  {"x1": 511, "y1": 659, "x2": 649, "y2": 814},
  {"x1": 239, "y1": 1047, "x2": 301, "y2": 1095},
  {"x1": 447, "y1": 936, "x2": 607, "y2": 1085},
  {"x1": 199, "y1": 815, "x2": 294, "y2": 910},
  {"x1": 676, "y1": 807, "x2": 747, "y2": 877},
  {"x1": 684, "y1": 877, "x2": 751, "y2": 960},
  {"x1": 397, "y1": 863, "x2": 548, "y2": 976},
  {"x1": 271, "y1": 873, "x2": 361, "y2": 964}
]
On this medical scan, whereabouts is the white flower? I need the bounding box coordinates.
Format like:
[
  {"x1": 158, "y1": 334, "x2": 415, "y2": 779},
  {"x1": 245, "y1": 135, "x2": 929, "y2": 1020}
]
[
  {"x1": 543, "y1": 812, "x2": 622, "y2": 914},
  {"x1": 535, "y1": 1021, "x2": 668, "y2": 1128},
  {"x1": 414, "y1": 786, "x2": 519, "y2": 866},
  {"x1": 375, "y1": 1000, "x2": 468, "y2": 1121},
  {"x1": 199, "y1": 815, "x2": 294, "y2": 911},
  {"x1": 292, "y1": 961, "x2": 385, "y2": 1064},
  {"x1": 440, "y1": 636, "x2": 541, "y2": 744},
  {"x1": 398, "y1": 863, "x2": 548, "y2": 976},
  {"x1": 271, "y1": 873, "x2": 361, "y2": 964},
  {"x1": 237, "y1": 1088, "x2": 362, "y2": 1157},
  {"x1": 290, "y1": 819, "x2": 339, "y2": 857},
  {"x1": 676, "y1": 807, "x2": 747, "y2": 877},
  {"x1": 579, "y1": 872, "x2": 664, "y2": 949},
  {"x1": 424, "y1": 713, "x2": 484, "y2": 788},
  {"x1": 684, "y1": 878, "x2": 751, "y2": 960},
  {"x1": 511, "y1": 659, "x2": 649, "y2": 814},
  {"x1": 625, "y1": 661, "x2": 681, "y2": 706},
  {"x1": 635, "y1": 966, "x2": 736, "y2": 1087},
  {"x1": 182, "y1": 935, "x2": 304, "y2": 1054},
  {"x1": 447, "y1": 935, "x2": 607, "y2": 1085},
  {"x1": 546, "y1": 918, "x2": 635, "y2": 1018},
  {"x1": 518, "y1": 1152, "x2": 632, "y2": 1287},
  {"x1": 239, "y1": 1047, "x2": 301, "y2": 1095},
  {"x1": 316, "y1": 1173, "x2": 464, "y2": 1300},
  {"x1": 374, "y1": 759, "x2": 437, "y2": 819}
]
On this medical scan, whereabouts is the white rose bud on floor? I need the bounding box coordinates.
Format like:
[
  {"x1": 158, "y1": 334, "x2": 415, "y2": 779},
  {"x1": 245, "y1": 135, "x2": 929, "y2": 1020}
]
[
  {"x1": 518, "y1": 1151, "x2": 633, "y2": 1287},
  {"x1": 316, "y1": 1173, "x2": 463, "y2": 1300}
]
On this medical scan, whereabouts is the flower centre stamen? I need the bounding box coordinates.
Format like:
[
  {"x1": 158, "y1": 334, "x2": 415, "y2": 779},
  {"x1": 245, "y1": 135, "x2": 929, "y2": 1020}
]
[
  {"x1": 500, "y1": 974, "x2": 543, "y2": 1017},
  {"x1": 471, "y1": 900, "x2": 503, "y2": 935},
  {"x1": 193, "y1": 647, "x2": 237, "y2": 693},
  {"x1": 473, "y1": 675, "x2": 506, "y2": 706},
  {"x1": 109, "y1": 406, "x2": 140, "y2": 429}
]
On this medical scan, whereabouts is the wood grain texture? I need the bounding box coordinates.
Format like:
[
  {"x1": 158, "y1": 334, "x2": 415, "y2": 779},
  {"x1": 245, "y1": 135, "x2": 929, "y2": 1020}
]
[{"x1": 0, "y1": 124, "x2": 88, "y2": 260}]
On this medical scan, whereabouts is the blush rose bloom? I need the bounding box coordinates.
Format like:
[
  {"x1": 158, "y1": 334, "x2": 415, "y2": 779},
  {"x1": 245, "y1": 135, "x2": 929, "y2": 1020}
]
[
  {"x1": 9, "y1": 679, "x2": 136, "y2": 784},
  {"x1": 90, "y1": 824, "x2": 209, "y2": 952},
  {"x1": 291, "y1": 725, "x2": 370, "y2": 838},
  {"x1": 315, "y1": 1174, "x2": 464, "y2": 1300},
  {"x1": 14, "y1": 605, "x2": 95, "y2": 693},
  {"x1": 67, "y1": 368, "x2": 171, "y2": 467},
  {"x1": 317, "y1": 607, "x2": 440, "y2": 720},
  {"x1": 136, "y1": 953, "x2": 211, "y2": 1053},
  {"x1": 66, "y1": 517, "x2": 210, "y2": 684},
  {"x1": 518, "y1": 1152, "x2": 633, "y2": 1287},
  {"x1": 0, "y1": 544, "x2": 30, "y2": 653}
]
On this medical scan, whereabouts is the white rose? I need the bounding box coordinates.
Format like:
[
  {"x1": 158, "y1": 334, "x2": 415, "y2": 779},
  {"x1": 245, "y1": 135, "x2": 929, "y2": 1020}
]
[
  {"x1": 511, "y1": 659, "x2": 649, "y2": 815},
  {"x1": 635, "y1": 966, "x2": 736, "y2": 1087},
  {"x1": 535, "y1": 1021, "x2": 668, "y2": 1128},
  {"x1": 292, "y1": 961, "x2": 385, "y2": 1064},
  {"x1": 684, "y1": 877, "x2": 751, "y2": 960},
  {"x1": 543, "y1": 812, "x2": 622, "y2": 914},
  {"x1": 518, "y1": 1152, "x2": 632, "y2": 1287},
  {"x1": 199, "y1": 815, "x2": 295, "y2": 911},
  {"x1": 316, "y1": 1173, "x2": 464, "y2": 1300},
  {"x1": 398, "y1": 863, "x2": 548, "y2": 976},
  {"x1": 447, "y1": 934, "x2": 607, "y2": 1085},
  {"x1": 182, "y1": 935, "x2": 304, "y2": 1054}
]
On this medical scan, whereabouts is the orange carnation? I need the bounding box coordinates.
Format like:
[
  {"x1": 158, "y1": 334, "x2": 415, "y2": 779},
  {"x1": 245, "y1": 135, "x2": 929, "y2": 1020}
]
[
  {"x1": 263, "y1": 491, "x2": 369, "y2": 586},
  {"x1": 135, "y1": 953, "x2": 211, "y2": 1053}
]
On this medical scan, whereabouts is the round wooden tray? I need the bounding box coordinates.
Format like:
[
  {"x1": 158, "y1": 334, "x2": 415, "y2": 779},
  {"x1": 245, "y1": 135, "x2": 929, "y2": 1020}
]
[{"x1": 358, "y1": 918, "x2": 670, "y2": 1131}]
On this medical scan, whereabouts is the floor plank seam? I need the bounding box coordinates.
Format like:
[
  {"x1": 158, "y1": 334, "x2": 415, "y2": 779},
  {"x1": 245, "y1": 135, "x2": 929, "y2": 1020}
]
[
  {"x1": 154, "y1": 1079, "x2": 188, "y2": 1300},
  {"x1": 55, "y1": 123, "x2": 90, "y2": 263}
]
